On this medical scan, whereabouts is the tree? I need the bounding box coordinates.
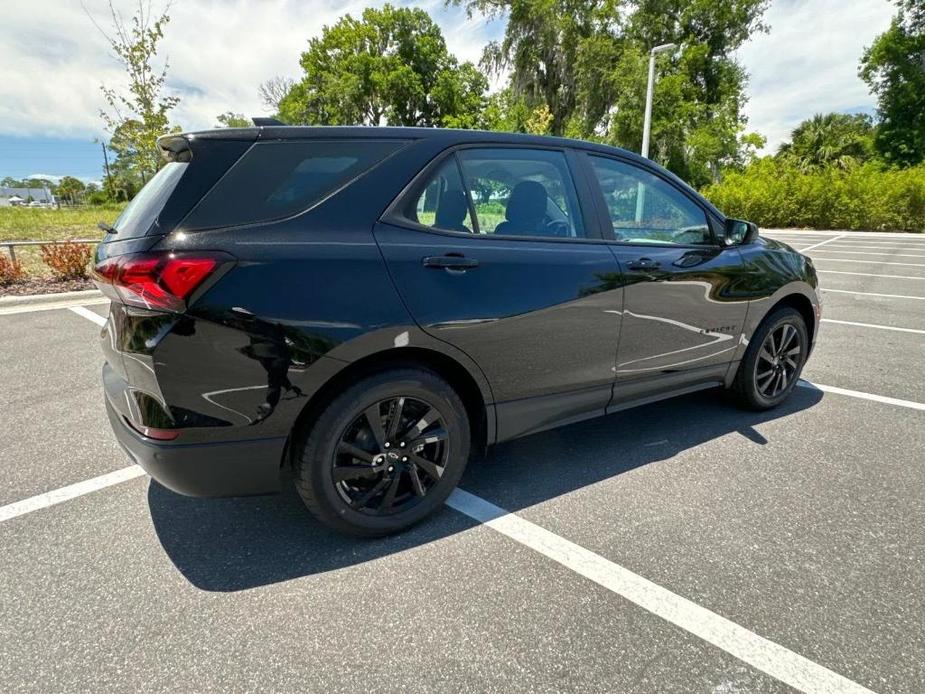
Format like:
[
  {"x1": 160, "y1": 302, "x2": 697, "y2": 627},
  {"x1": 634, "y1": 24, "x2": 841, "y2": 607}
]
[
  {"x1": 277, "y1": 5, "x2": 487, "y2": 127},
  {"x1": 215, "y1": 112, "x2": 251, "y2": 128},
  {"x1": 1, "y1": 177, "x2": 55, "y2": 189},
  {"x1": 466, "y1": 0, "x2": 613, "y2": 137},
  {"x1": 479, "y1": 89, "x2": 555, "y2": 134},
  {"x1": 777, "y1": 113, "x2": 875, "y2": 171},
  {"x1": 860, "y1": 0, "x2": 925, "y2": 165},
  {"x1": 104, "y1": 120, "x2": 145, "y2": 201},
  {"x1": 258, "y1": 76, "x2": 295, "y2": 112},
  {"x1": 454, "y1": 0, "x2": 769, "y2": 186},
  {"x1": 580, "y1": 1, "x2": 769, "y2": 185},
  {"x1": 91, "y1": 1, "x2": 181, "y2": 184},
  {"x1": 55, "y1": 176, "x2": 87, "y2": 205}
]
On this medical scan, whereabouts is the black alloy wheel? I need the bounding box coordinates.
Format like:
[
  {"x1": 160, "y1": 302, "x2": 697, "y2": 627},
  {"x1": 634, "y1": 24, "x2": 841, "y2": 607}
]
[
  {"x1": 732, "y1": 306, "x2": 809, "y2": 410},
  {"x1": 333, "y1": 396, "x2": 449, "y2": 515},
  {"x1": 754, "y1": 323, "x2": 802, "y2": 399},
  {"x1": 294, "y1": 367, "x2": 470, "y2": 536}
]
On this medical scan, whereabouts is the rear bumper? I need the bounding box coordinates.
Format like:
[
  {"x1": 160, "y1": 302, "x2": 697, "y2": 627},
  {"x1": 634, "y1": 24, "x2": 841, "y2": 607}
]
[{"x1": 104, "y1": 383, "x2": 286, "y2": 497}]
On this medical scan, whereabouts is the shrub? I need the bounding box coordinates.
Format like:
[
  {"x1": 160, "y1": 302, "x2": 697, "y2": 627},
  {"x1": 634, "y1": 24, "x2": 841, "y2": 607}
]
[
  {"x1": 0, "y1": 254, "x2": 26, "y2": 286},
  {"x1": 702, "y1": 159, "x2": 925, "y2": 232},
  {"x1": 40, "y1": 241, "x2": 92, "y2": 280}
]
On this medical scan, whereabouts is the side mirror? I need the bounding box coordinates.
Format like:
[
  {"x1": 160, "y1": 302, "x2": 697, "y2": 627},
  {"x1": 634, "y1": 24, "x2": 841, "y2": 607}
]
[{"x1": 723, "y1": 218, "x2": 759, "y2": 246}]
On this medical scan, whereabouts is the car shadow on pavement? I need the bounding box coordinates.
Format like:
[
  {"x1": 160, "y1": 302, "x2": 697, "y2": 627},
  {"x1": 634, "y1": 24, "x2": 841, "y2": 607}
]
[{"x1": 148, "y1": 386, "x2": 823, "y2": 592}]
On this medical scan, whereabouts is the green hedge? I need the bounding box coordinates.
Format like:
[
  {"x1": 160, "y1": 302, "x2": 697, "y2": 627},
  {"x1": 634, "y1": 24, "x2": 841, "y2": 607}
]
[{"x1": 701, "y1": 159, "x2": 925, "y2": 232}]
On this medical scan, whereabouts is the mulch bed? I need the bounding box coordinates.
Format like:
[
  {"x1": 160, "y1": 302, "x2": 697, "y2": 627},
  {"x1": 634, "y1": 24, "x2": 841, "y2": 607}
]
[{"x1": 0, "y1": 277, "x2": 95, "y2": 297}]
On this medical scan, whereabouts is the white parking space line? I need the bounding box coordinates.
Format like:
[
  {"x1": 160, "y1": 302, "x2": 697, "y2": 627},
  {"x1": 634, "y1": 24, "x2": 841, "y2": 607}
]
[
  {"x1": 822, "y1": 288, "x2": 925, "y2": 301},
  {"x1": 821, "y1": 318, "x2": 925, "y2": 335},
  {"x1": 798, "y1": 381, "x2": 925, "y2": 412},
  {"x1": 772, "y1": 239, "x2": 925, "y2": 248},
  {"x1": 447, "y1": 489, "x2": 875, "y2": 694},
  {"x1": 0, "y1": 466, "x2": 145, "y2": 523},
  {"x1": 0, "y1": 296, "x2": 108, "y2": 316},
  {"x1": 764, "y1": 230, "x2": 924, "y2": 240},
  {"x1": 796, "y1": 235, "x2": 845, "y2": 253},
  {"x1": 816, "y1": 270, "x2": 925, "y2": 281},
  {"x1": 813, "y1": 258, "x2": 925, "y2": 268},
  {"x1": 812, "y1": 250, "x2": 925, "y2": 258},
  {"x1": 69, "y1": 305, "x2": 107, "y2": 326},
  {"x1": 820, "y1": 244, "x2": 925, "y2": 250}
]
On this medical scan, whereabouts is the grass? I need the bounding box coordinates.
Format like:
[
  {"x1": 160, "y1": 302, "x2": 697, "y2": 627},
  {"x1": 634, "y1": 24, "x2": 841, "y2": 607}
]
[
  {"x1": 0, "y1": 205, "x2": 124, "y2": 278},
  {"x1": 0, "y1": 205, "x2": 125, "y2": 243}
]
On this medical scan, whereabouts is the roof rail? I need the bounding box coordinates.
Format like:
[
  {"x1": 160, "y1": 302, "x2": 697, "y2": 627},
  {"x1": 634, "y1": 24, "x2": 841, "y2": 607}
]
[{"x1": 251, "y1": 117, "x2": 285, "y2": 127}]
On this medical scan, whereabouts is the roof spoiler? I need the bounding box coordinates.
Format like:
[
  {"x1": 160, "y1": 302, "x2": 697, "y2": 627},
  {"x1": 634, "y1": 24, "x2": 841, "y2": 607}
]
[{"x1": 157, "y1": 134, "x2": 192, "y2": 163}]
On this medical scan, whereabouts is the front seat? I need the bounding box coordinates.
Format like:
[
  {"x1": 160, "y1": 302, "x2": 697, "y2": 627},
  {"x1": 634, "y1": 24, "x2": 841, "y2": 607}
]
[
  {"x1": 434, "y1": 190, "x2": 471, "y2": 233},
  {"x1": 494, "y1": 181, "x2": 548, "y2": 236}
]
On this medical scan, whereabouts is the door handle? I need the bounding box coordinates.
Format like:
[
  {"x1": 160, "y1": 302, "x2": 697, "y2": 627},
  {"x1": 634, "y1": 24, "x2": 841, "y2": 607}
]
[
  {"x1": 422, "y1": 255, "x2": 480, "y2": 271},
  {"x1": 626, "y1": 257, "x2": 661, "y2": 271}
]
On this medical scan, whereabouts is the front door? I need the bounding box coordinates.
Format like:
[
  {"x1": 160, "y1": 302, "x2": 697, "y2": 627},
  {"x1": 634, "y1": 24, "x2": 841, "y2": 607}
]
[
  {"x1": 376, "y1": 146, "x2": 625, "y2": 438},
  {"x1": 582, "y1": 154, "x2": 750, "y2": 396}
]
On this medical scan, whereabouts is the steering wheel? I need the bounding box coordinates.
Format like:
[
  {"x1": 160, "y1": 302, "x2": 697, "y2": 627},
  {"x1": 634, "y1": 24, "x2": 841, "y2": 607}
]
[
  {"x1": 544, "y1": 219, "x2": 570, "y2": 237},
  {"x1": 670, "y1": 226, "x2": 708, "y2": 244}
]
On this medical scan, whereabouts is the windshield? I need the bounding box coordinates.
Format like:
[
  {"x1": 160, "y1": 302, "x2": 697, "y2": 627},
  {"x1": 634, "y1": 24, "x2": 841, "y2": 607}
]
[{"x1": 110, "y1": 162, "x2": 188, "y2": 239}]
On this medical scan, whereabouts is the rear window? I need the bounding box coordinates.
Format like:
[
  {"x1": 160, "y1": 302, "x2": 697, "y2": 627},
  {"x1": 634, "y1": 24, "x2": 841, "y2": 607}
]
[
  {"x1": 112, "y1": 162, "x2": 188, "y2": 239},
  {"x1": 182, "y1": 140, "x2": 404, "y2": 230}
]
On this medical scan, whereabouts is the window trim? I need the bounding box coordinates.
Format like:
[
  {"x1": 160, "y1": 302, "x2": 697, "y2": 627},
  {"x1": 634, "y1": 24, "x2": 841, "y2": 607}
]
[
  {"x1": 179, "y1": 138, "x2": 411, "y2": 233},
  {"x1": 382, "y1": 143, "x2": 605, "y2": 244},
  {"x1": 576, "y1": 150, "x2": 725, "y2": 249}
]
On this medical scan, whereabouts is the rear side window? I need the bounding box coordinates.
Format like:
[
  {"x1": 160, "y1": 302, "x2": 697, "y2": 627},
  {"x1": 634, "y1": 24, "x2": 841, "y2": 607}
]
[
  {"x1": 457, "y1": 148, "x2": 586, "y2": 238},
  {"x1": 404, "y1": 158, "x2": 475, "y2": 234},
  {"x1": 112, "y1": 162, "x2": 188, "y2": 239},
  {"x1": 183, "y1": 140, "x2": 404, "y2": 230}
]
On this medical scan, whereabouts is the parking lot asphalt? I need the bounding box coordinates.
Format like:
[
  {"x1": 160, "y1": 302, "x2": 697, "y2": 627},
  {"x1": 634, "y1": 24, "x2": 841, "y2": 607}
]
[{"x1": 1, "y1": 229, "x2": 923, "y2": 693}]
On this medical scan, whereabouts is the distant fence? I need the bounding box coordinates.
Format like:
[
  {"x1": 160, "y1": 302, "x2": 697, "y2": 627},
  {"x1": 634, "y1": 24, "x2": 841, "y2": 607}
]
[{"x1": 1, "y1": 239, "x2": 99, "y2": 263}]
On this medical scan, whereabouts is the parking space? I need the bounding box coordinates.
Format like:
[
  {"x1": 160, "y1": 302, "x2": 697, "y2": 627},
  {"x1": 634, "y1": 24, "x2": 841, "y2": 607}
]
[
  {"x1": 0, "y1": 309, "x2": 126, "y2": 505},
  {"x1": 1, "y1": 228, "x2": 924, "y2": 693}
]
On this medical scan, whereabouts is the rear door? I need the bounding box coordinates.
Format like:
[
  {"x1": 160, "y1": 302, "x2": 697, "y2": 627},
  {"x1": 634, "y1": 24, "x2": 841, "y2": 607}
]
[
  {"x1": 581, "y1": 153, "x2": 750, "y2": 397},
  {"x1": 376, "y1": 146, "x2": 624, "y2": 438}
]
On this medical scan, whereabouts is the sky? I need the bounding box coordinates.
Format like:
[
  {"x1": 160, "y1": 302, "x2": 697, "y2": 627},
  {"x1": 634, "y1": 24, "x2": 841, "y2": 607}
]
[{"x1": 0, "y1": 0, "x2": 896, "y2": 184}]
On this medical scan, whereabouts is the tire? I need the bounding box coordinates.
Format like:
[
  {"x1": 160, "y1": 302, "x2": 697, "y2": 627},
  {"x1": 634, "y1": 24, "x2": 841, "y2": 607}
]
[
  {"x1": 732, "y1": 306, "x2": 809, "y2": 411},
  {"x1": 293, "y1": 367, "x2": 470, "y2": 537}
]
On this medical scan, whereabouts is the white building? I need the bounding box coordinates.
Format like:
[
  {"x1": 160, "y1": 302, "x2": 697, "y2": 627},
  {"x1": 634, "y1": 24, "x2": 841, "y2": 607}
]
[{"x1": 0, "y1": 187, "x2": 56, "y2": 207}]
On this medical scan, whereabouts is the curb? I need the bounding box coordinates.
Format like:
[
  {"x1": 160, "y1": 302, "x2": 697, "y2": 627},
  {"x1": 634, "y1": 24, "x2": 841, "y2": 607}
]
[{"x1": 0, "y1": 289, "x2": 104, "y2": 309}]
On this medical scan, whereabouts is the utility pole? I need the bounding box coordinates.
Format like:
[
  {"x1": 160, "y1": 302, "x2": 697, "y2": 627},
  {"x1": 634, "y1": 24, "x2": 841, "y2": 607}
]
[{"x1": 101, "y1": 141, "x2": 113, "y2": 198}]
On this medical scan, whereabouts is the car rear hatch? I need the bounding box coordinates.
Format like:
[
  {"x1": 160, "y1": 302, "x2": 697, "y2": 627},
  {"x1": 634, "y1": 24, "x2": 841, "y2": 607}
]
[{"x1": 94, "y1": 131, "x2": 255, "y2": 438}]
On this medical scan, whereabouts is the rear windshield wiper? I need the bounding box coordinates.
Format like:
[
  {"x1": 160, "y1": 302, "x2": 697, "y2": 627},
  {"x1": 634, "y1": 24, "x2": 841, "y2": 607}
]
[{"x1": 98, "y1": 221, "x2": 117, "y2": 235}]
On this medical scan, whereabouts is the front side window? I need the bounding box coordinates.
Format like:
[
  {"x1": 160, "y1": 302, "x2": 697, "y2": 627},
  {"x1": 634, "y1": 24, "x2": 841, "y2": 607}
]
[
  {"x1": 589, "y1": 155, "x2": 712, "y2": 245},
  {"x1": 456, "y1": 148, "x2": 586, "y2": 238},
  {"x1": 184, "y1": 140, "x2": 404, "y2": 230}
]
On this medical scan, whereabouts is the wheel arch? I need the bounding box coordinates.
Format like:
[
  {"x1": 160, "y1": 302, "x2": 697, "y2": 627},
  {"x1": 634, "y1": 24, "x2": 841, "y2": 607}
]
[
  {"x1": 285, "y1": 346, "x2": 493, "y2": 470},
  {"x1": 768, "y1": 292, "x2": 817, "y2": 344}
]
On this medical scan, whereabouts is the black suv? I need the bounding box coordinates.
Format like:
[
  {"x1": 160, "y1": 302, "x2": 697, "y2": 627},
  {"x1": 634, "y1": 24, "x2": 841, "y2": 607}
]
[{"x1": 94, "y1": 125, "x2": 820, "y2": 536}]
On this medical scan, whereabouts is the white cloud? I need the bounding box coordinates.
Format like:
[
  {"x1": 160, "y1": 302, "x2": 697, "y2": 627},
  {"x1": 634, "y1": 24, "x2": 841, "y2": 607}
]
[
  {"x1": 736, "y1": 0, "x2": 895, "y2": 153},
  {"x1": 0, "y1": 0, "x2": 500, "y2": 140}
]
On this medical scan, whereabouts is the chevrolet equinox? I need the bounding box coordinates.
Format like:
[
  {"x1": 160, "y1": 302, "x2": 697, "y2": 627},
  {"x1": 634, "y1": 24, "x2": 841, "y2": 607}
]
[{"x1": 94, "y1": 125, "x2": 820, "y2": 536}]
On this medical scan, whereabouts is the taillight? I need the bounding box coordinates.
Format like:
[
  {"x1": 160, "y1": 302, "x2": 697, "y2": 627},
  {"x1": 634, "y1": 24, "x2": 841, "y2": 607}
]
[{"x1": 93, "y1": 252, "x2": 230, "y2": 312}]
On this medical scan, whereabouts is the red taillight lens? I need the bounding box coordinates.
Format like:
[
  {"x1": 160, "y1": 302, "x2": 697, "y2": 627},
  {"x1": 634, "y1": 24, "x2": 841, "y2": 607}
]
[{"x1": 93, "y1": 252, "x2": 227, "y2": 312}]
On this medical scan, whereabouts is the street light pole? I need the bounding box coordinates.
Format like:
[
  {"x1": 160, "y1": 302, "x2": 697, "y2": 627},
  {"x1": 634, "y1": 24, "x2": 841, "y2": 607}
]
[
  {"x1": 636, "y1": 42, "x2": 677, "y2": 223},
  {"x1": 641, "y1": 42, "x2": 677, "y2": 160}
]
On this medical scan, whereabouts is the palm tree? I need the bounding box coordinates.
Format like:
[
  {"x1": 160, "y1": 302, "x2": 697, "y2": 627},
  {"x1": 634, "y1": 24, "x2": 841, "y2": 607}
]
[{"x1": 778, "y1": 113, "x2": 875, "y2": 171}]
